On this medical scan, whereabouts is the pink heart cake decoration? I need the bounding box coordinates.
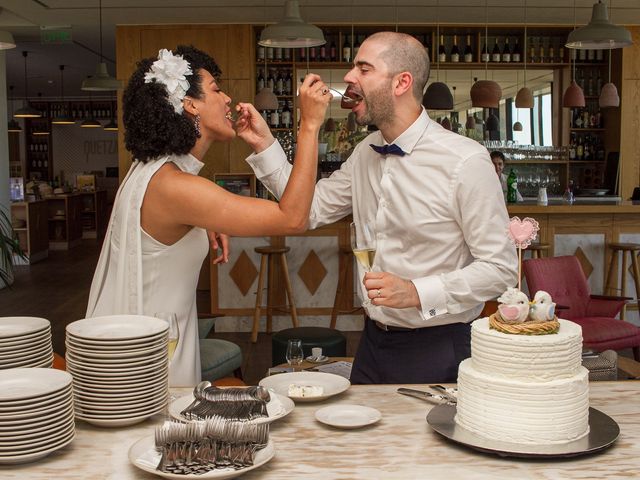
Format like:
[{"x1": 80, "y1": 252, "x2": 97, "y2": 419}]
[{"x1": 508, "y1": 216, "x2": 539, "y2": 249}]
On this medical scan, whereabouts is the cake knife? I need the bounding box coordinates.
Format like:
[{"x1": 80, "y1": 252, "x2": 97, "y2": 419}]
[{"x1": 396, "y1": 388, "x2": 454, "y2": 404}]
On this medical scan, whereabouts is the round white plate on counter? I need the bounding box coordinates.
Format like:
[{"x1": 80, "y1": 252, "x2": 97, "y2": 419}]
[
  {"x1": 129, "y1": 436, "x2": 276, "y2": 479},
  {"x1": 259, "y1": 371, "x2": 350, "y2": 402},
  {"x1": 315, "y1": 404, "x2": 382, "y2": 429}
]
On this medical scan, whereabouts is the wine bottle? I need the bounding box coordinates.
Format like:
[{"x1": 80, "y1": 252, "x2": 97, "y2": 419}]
[
  {"x1": 257, "y1": 69, "x2": 265, "y2": 92},
  {"x1": 491, "y1": 38, "x2": 501, "y2": 62},
  {"x1": 257, "y1": 43, "x2": 265, "y2": 61},
  {"x1": 319, "y1": 42, "x2": 327, "y2": 61},
  {"x1": 501, "y1": 37, "x2": 511, "y2": 63},
  {"x1": 481, "y1": 41, "x2": 489, "y2": 63},
  {"x1": 464, "y1": 35, "x2": 473, "y2": 63},
  {"x1": 450, "y1": 35, "x2": 460, "y2": 62},
  {"x1": 309, "y1": 45, "x2": 317, "y2": 61},
  {"x1": 507, "y1": 168, "x2": 518, "y2": 203},
  {"x1": 538, "y1": 40, "x2": 545, "y2": 64},
  {"x1": 276, "y1": 70, "x2": 284, "y2": 96},
  {"x1": 266, "y1": 47, "x2": 274, "y2": 61},
  {"x1": 283, "y1": 47, "x2": 291, "y2": 61},
  {"x1": 285, "y1": 71, "x2": 292, "y2": 95},
  {"x1": 438, "y1": 34, "x2": 447, "y2": 63},
  {"x1": 281, "y1": 102, "x2": 291, "y2": 128},
  {"x1": 354, "y1": 35, "x2": 361, "y2": 57},
  {"x1": 269, "y1": 108, "x2": 280, "y2": 128},
  {"x1": 330, "y1": 40, "x2": 337, "y2": 61},
  {"x1": 529, "y1": 37, "x2": 536, "y2": 63},
  {"x1": 343, "y1": 35, "x2": 351, "y2": 63},
  {"x1": 274, "y1": 47, "x2": 283, "y2": 61},
  {"x1": 512, "y1": 37, "x2": 521, "y2": 62}
]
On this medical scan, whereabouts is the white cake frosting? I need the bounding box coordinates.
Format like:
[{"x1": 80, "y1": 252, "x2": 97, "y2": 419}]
[{"x1": 455, "y1": 317, "x2": 590, "y2": 445}]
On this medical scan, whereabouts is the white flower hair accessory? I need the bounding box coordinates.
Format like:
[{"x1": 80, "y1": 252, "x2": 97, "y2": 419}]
[{"x1": 144, "y1": 49, "x2": 192, "y2": 114}]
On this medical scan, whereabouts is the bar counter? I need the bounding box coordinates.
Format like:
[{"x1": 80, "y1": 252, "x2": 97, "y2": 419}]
[{"x1": 2, "y1": 381, "x2": 638, "y2": 479}]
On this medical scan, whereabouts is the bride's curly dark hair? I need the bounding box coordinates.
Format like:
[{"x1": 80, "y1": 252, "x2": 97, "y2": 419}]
[{"x1": 123, "y1": 45, "x2": 221, "y2": 162}]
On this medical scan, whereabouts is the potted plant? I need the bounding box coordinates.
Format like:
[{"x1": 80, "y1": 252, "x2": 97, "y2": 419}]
[{"x1": 0, "y1": 207, "x2": 26, "y2": 288}]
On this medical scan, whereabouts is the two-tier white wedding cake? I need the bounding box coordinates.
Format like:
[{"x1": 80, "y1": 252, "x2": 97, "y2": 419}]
[{"x1": 454, "y1": 288, "x2": 590, "y2": 445}]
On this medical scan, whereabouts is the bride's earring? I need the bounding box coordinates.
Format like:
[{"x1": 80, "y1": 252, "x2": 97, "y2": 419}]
[{"x1": 194, "y1": 114, "x2": 201, "y2": 138}]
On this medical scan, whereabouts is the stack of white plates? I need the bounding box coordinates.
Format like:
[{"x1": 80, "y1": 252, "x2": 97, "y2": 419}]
[
  {"x1": 65, "y1": 315, "x2": 169, "y2": 427},
  {"x1": 0, "y1": 368, "x2": 75, "y2": 464},
  {"x1": 0, "y1": 317, "x2": 53, "y2": 369}
]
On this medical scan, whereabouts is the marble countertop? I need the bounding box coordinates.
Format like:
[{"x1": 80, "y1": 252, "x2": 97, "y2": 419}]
[{"x1": 1, "y1": 382, "x2": 639, "y2": 479}]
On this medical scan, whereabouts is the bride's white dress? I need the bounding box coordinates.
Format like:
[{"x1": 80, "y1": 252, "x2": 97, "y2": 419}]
[{"x1": 86, "y1": 153, "x2": 208, "y2": 387}]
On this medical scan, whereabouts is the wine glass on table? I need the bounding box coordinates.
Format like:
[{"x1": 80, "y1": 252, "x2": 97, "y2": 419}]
[
  {"x1": 286, "y1": 339, "x2": 304, "y2": 369},
  {"x1": 154, "y1": 312, "x2": 180, "y2": 410},
  {"x1": 350, "y1": 221, "x2": 377, "y2": 306}
]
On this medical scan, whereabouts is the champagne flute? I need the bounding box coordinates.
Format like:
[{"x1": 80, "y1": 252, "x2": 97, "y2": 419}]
[
  {"x1": 154, "y1": 312, "x2": 180, "y2": 365},
  {"x1": 350, "y1": 221, "x2": 376, "y2": 272},
  {"x1": 286, "y1": 339, "x2": 304, "y2": 368}
]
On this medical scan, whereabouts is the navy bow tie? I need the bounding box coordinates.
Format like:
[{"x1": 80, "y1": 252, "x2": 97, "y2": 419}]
[{"x1": 369, "y1": 143, "x2": 406, "y2": 157}]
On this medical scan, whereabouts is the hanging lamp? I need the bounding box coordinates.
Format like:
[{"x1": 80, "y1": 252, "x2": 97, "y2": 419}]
[
  {"x1": 0, "y1": 31, "x2": 15, "y2": 50},
  {"x1": 259, "y1": 0, "x2": 325, "y2": 48},
  {"x1": 470, "y1": 1, "x2": 501, "y2": 108},
  {"x1": 422, "y1": 0, "x2": 453, "y2": 110},
  {"x1": 486, "y1": 110, "x2": 500, "y2": 131},
  {"x1": 566, "y1": 0, "x2": 632, "y2": 50},
  {"x1": 563, "y1": 2, "x2": 586, "y2": 108},
  {"x1": 513, "y1": 71, "x2": 524, "y2": 131},
  {"x1": 255, "y1": 2, "x2": 281, "y2": 111},
  {"x1": 515, "y1": 0, "x2": 534, "y2": 108},
  {"x1": 14, "y1": 52, "x2": 41, "y2": 118},
  {"x1": 82, "y1": 0, "x2": 122, "y2": 91},
  {"x1": 81, "y1": 89, "x2": 102, "y2": 128},
  {"x1": 599, "y1": 3, "x2": 621, "y2": 107},
  {"x1": 52, "y1": 65, "x2": 75, "y2": 125},
  {"x1": 7, "y1": 86, "x2": 22, "y2": 133},
  {"x1": 465, "y1": 115, "x2": 476, "y2": 129}
]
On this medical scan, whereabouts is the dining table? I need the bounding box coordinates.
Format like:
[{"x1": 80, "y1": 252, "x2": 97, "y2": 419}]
[{"x1": 1, "y1": 381, "x2": 638, "y2": 479}]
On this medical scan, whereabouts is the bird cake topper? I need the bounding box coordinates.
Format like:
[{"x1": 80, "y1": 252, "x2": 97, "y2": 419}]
[
  {"x1": 507, "y1": 216, "x2": 540, "y2": 290},
  {"x1": 491, "y1": 287, "x2": 559, "y2": 335}
]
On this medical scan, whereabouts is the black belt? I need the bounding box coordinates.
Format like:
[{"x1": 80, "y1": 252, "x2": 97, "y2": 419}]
[{"x1": 371, "y1": 319, "x2": 415, "y2": 332}]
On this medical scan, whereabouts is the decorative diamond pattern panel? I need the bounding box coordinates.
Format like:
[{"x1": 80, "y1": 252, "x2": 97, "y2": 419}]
[
  {"x1": 228, "y1": 249, "x2": 258, "y2": 296},
  {"x1": 298, "y1": 250, "x2": 327, "y2": 295},
  {"x1": 574, "y1": 247, "x2": 594, "y2": 278}
]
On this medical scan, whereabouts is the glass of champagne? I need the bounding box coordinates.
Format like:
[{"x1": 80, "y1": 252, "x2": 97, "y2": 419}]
[
  {"x1": 286, "y1": 339, "x2": 304, "y2": 368},
  {"x1": 154, "y1": 312, "x2": 180, "y2": 365},
  {"x1": 351, "y1": 221, "x2": 376, "y2": 272}
]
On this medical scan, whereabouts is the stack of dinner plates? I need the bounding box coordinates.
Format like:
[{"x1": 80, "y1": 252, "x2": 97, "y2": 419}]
[
  {"x1": 65, "y1": 315, "x2": 169, "y2": 427},
  {"x1": 0, "y1": 368, "x2": 75, "y2": 464},
  {"x1": 0, "y1": 317, "x2": 53, "y2": 369}
]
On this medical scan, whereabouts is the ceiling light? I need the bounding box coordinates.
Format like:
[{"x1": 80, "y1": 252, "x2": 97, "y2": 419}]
[
  {"x1": 0, "y1": 31, "x2": 16, "y2": 50},
  {"x1": 470, "y1": 80, "x2": 502, "y2": 109},
  {"x1": 104, "y1": 118, "x2": 118, "y2": 131},
  {"x1": 82, "y1": 0, "x2": 122, "y2": 91},
  {"x1": 513, "y1": 121, "x2": 523, "y2": 131},
  {"x1": 14, "y1": 51, "x2": 41, "y2": 118},
  {"x1": 562, "y1": 80, "x2": 586, "y2": 108},
  {"x1": 599, "y1": 82, "x2": 619, "y2": 108},
  {"x1": 254, "y1": 87, "x2": 279, "y2": 111},
  {"x1": 486, "y1": 112, "x2": 500, "y2": 131},
  {"x1": 566, "y1": 0, "x2": 632, "y2": 49},
  {"x1": 52, "y1": 65, "x2": 75, "y2": 125},
  {"x1": 465, "y1": 115, "x2": 476, "y2": 130},
  {"x1": 423, "y1": 82, "x2": 453, "y2": 110},
  {"x1": 7, "y1": 86, "x2": 22, "y2": 132},
  {"x1": 259, "y1": 0, "x2": 325, "y2": 48},
  {"x1": 81, "y1": 118, "x2": 102, "y2": 128},
  {"x1": 515, "y1": 87, "x2": 534, "y2": 108}
]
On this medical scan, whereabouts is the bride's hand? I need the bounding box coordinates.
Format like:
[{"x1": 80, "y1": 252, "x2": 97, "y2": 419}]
[{"x1": 234, "y1": 102, "x2": 275, "y2": 153}]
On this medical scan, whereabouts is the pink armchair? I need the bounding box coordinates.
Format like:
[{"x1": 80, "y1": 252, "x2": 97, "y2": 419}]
[{"x1": 523, "y1": 255, "x2": 640, "y2": 360}]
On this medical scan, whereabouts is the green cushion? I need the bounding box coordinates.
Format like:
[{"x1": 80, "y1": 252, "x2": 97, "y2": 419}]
[
  {"x1": 199, "y1": 339, "x2": 242, "y2": 381},
  {"x1": 198, "y1": 318, "x2": 216, "y2": 339}
]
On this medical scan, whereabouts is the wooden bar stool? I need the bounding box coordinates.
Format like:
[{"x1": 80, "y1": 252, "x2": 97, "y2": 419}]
[
  {"x1": 252, "y1": 246, "x2": 298, "y2": 343},
  {"x1": 528, "y1": 243, "x2": 550, "y2": 259},
  {"x1": 330, "y1": 246, "x2": 364, "y2": 329},
  {"x1": 605, "y1": 242, "x2": 640, "y2": 320}
]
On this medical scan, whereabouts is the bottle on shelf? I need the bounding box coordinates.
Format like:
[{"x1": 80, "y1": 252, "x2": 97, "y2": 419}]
[
  {"x1": 342, "y1": 35, "x2": 351, "y2": 63},
  {"x1": 309, "y1": 44, "x2": 317, "y2": 61},
  {"x1": 269, "y1": 107, "x2": 280, "y2": 129},
  {"x1": 529, "y1": 37, "x2": 536, "y2": 63},
  {"x1": 501, "y1": 37, "x2": 511, "y2": 63},
  {"x1": 354, "y1": 35, "x2": 362, "y2": 58},
  {"x1": 275, "y1": 70, "x2": 284, "y2": 96},
  {"x1": 450, "y1": 35, "x2": 460, "y2": 63},
  {"x1": 281, "y1": 102, "x2": 292, "y2": 128},
  {"x1": 330, "y1": 39, "x2": 337, "y2": 61},
  {"x1": 267, "y1": 69, "x2": 275, "y2": 92},
  {"x1": 464, "y1": 34, "x2": 473, "y2": 63},
  {"x1": 548, "y1": 41, "x2": 555, "y2": 63},
  {"x1": 319, "y1": 41, "x2": 327, "y2": 61},
  {"x1": 512, "y1": 37, "x2": 521, "y2": 62},
  {"x1": 438, "y1": 34, "x2": 447, "y2": 63},
  {"x1": 481, "y1": 41, "x2": 490, "y2": 63},
  {"x1": 283, "y1": 47, "x2": 292, "y2": 61},
  {"x1": 299, "y1": 46, "x2": 306, "y2": 61},
  {"x1": 284, "y1": 70, "x2": 292, "y2": 95},
  {"x1": 491, "y1": 38, "x2": 501, "y2": 62},
  {"x1": 256, "y1": 41, "x2": 265, "y2": 61},
  {"x1": 266, "y1": 47, "x2": 274, "y2": 61},
  {"x1": 587, "y1": 48, "x2": 595, "y2": 63},
  {"x1": 506, "y1": 168, "x2": 518, "y2": 203},
  {"x1": 274, "y1": 46, "x2": 283, "y2": 61},
  {"x1": 563, "y1": 180, "x2": 575, "y2": 204},
  {"x1": 576, "y1": 136, "x2": 584, "y2": 160},
  {"x1": 595, "y1": 48, "x2": 604, "y2": 63},
  {"x1": 538, "y1": 38, "x2": 546, "y2": 63},
  {"x1": 256, "y1": 69, "x2": 265, "y2": 92}
]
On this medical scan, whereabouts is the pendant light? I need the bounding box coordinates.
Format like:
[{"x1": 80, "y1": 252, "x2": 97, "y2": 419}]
[
  {"x1": 82, "y1": 0, "x2": 122, "y2": 91},
  {"x1": 32, "y1": 94, "x2": 50, "y2": 135},
  {"x1": 465, "y1": 115, "x2": 476, "y2": 130},
  {"x1": 7, "y1": 86, "x2": 21, "y2": 133},
  {"x1": 599, "y1": 2, "x2": 620, "y2": 108},
  {"x1": 52, "y1": 65, "x2": 75, "y2": 125},
  {"x1": 470, "y1": 1, "x2": 502, "y2": 108},
  {"x1": 14, "y1": 51, "x2": 41, "y2": 118},
  {"x1": 566, "y1": 0, "x2": 632, "y2": 50},
  {"x1": 486, "y1": 109, "x2": 500, "y2": 132},
  {"x1": 513, "y1": 71, "x2": 524, "y2": 131},
  {"x1": 81, "y1": 88, "x2": 102, "y2": 128},
  {"x1": 255, "y1": 1, "x2": 281, "y2": 111},
  {"x1": 422, "y1": 0, "x2": 453, "y2": 111},
  {"x1": 258, "y1": 0, "x2": 325, "y2": 48},
  {"x1": 0, "y1": 31, "x2": 16, "y2": 50},
  {"x1": 515, "y1": 0, "x2": 534, "y2": 109},
  {"x1": 563, "y1": 1, "x2": 586, "y2": 108}
]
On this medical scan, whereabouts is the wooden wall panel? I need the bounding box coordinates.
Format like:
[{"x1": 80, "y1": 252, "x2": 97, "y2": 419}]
[
  {"x1": 622, "y1": 26, "x2": 640, "y2": 80},
  {"x1": 226, "y1": 25, "x2": 253, "y2": 80},
  {"x1": 620, "y1": 26, "x2": 640, "y2": 200}
]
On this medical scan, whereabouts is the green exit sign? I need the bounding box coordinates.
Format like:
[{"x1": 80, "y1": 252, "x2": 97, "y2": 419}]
[{"x1": 40, "y1": 27, "x2": 72, "y2": 45}]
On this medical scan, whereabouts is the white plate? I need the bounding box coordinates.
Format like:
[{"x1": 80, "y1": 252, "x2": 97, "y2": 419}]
[
  {"x1": 0, "y1": 430, "x2": 75, "y2": 464},
  {"x1": 0, "y1": 331, "x2": 50, "y2": 351},
  {"x1": 65, "y1": 349, "x2": 166, "y2": 366},
  {"x1": 305, "y1": 355, "x2": 329, "y2": 363},
  {"x1": 258, "y1": 372, "x2": 350, "y2": 402},
  {"x1": 66, "y1": 315, "x2": 168, "y2": 341},
  {"x1": 0, "y1": 352, "x2": 54, "y2": 369},
  {"x1": 71, "y1": 372, "x2": 169, "y2": 391},
  {"x1": 169, "y1": 391, "x2": 295, "y2": 425},
  {"x1": 0, "y1": 317, "x2": 50, "y2": 339},
  {"x1": 67, "y1": 363, "x2": 168, "y2": 381},
  {"x1": 74, "y1": 391, "x2": 168, "y2": 411},
  {"x1": 0, "y1": 422, "x2": 74, "y2": 450},
  {"x1": 315, "y1": 404, "x2": 382, "y2": 429},
  {"x1": 65, "y1": 341, "x2": 166, "y2": 358},
  {"x1": 66, "y1": 356, "x2": 167, "y2": 374},
  {"x1": 0, "y1": 368, "x2": 72, "y2": 401},
  {"x1": 66, "y1": 332, "x2": 168, "y2": 349},
  {"x1": 73, "y1": 385, "x2": 165, "y2": 403},
  {"x1": 0, "y1": 385, "x2": 71, "y2": 412},
  {"x1": 0, "y1": 403, "x2": 74, "y2": 430},
  {"x1": 75, "y1": 408, "x2": 164, "y2": 427},
  {"x1": 129, "y1": 435, "x2": 276, "y2": 479},
  {"x1": 0, "y1": 342, "x2": 51, "y2": 361}
]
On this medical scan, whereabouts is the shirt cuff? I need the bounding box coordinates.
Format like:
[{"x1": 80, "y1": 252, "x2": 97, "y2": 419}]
[
  {"x1": 245, "y1": 139, "x2": 283, "y2": 177},
  {"x1": 411, "y1": 275, "x2": 448, "y2": 322}
]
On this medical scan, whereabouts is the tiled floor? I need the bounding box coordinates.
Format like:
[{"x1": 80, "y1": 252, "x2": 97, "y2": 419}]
[{"x1": 0, "y1": 239, "x2": 362, "y2": 385}]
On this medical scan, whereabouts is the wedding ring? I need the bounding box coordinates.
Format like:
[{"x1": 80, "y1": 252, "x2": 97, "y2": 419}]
[
  {"x1": 322, "y1": 88, "x2": 329, "y2": 95},
  {"x1": 376, "y1": 289, "x2": 382, "y2": 298}
]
